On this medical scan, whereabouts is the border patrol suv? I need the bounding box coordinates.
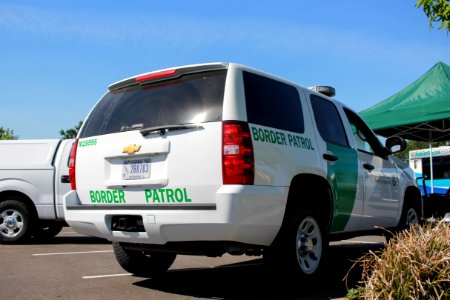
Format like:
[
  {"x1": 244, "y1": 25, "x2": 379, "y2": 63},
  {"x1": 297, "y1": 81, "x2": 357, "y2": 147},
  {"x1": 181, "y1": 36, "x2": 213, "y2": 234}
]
[{"x1": 64, "y1": 62, "x2": 421, "y2": 280}]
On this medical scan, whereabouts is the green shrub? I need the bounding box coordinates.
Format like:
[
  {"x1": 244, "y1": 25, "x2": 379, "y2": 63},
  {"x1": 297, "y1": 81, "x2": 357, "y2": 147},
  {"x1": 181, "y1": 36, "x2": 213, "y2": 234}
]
[{"x1": 347, "y1": 221, "x2": 450, "y2": 299}]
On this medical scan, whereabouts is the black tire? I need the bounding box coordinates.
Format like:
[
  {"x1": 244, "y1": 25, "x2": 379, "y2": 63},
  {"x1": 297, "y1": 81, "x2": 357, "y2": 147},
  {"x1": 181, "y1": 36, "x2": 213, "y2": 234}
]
[
  {"x1": 0, "y1": 200, "x2": 34, "y2": 243},
  {"x1": 34, "y1": 221, "x2": 64, "y2": 241},
  {"x1": 397, "y1": 198, "x2": 421, "y2": 232},
  {"x1": 264, "y1": 207, "x2": 328, "y2": 281},
  {"x1": 113, "y1": 242, "x2": 176, "y2": 278}
]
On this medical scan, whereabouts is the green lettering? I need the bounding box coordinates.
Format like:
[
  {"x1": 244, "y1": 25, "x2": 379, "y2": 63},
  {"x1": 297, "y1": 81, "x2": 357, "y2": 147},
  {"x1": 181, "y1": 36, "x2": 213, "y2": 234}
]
[
  {"x1": 270, "y1": 131, "x2": 276, "y2": 144},
  {"x1": 89, "y1": 191, "x2": 96, "y2": 203},
  {"x1": 95, "y1": 191, "x2": 101, "y2": 203},
  {"x1": 158, "y1": 189, "x2": 165, "y2": 203},
  {"x1": 257, "y1": 129, "x2": 263, "y2": 141},
  {"x1": 153, "y1": 190, "x2": 160, "y2": 203},
  {"x1": 280, "y1": 133, "x2": 287, "y2": 145},
  {"x1": 112, "y1": 190, "x2": 118, "y2": 203},
  {"x1": 300, "y1": 137, "x2": 306, "y2": 149},
  {"x1": 145, "y1": 190, "x2": 152, "y2": 203},
  {"x1": 166, "y1": 189, "x2": 175, "y2": 202},
  {"x1": 106, "y1": 191, "x2": 113, "y2": 203},
  {"x1": 287, "y1": 134, "x2": 293, "y2": 146},
  {"x1": 275, "y1": 132, "x2": 282, "y2": 145},
  {"x1": 292, "y1": 136, "x2": 299, "y2": 147},
  {"x1": 252, "y1": 127, "x2": 259, "y2": 141},
  {"x1": 175, "y1": 188, "x2": 183, "y2": 202},
  {"x1": 264, "y1": 129, "x2": 270, "y2": 142},
  {"x1": 118, "y1": 190, "x2": 126, "y2": 203},
  {"x1": 100, "y1": 191, "x2": 107, "y2": 203},
  {"x1": 183, "y1": 188, "x2": 192, "y2": 202},
  {"x1": 307, "y1": 138, "x2": 314, "y2": 150}
]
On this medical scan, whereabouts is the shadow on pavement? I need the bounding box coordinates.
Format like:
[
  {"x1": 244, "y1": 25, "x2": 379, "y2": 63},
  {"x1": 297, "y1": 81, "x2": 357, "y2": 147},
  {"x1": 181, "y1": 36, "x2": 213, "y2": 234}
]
[
  {"x1": 42, "y1": 235, "x2": 111, "y2": 245},
  {"x1": 133, "y1": 241, "x2": 384, "y2": 300},
  {"x1": 8, "y1": 235, "x2": 111, "y2": 245}
]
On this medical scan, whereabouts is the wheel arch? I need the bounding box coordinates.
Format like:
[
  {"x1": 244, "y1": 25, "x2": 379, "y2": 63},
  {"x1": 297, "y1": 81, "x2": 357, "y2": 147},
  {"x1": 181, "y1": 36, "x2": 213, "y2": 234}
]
[
  {"x1": 403, "y1": 185, "x2": 423, "y2": 218},
  {"x1": 0, "y1": 190, "x2": 39, "y2": 220},
  {"x1": 272, "y1": 173, "x2": 333, "y2": 245}
]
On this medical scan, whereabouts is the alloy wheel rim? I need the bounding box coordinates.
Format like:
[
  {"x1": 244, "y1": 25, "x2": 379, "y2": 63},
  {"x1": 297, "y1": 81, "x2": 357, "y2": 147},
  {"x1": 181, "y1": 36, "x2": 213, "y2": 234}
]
[
  {"x1": 296, "y1": 216, "x2": 322, "y2": 275},
  {"x1": 0, "y1": 209, "x2": 24, "y2": 238}
]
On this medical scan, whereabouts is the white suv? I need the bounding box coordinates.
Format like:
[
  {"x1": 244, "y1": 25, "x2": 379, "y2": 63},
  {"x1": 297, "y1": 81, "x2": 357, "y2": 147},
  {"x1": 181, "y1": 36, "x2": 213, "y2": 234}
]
[{"x1": 64, "y1": 62, "x2": 421, "y2": 279}]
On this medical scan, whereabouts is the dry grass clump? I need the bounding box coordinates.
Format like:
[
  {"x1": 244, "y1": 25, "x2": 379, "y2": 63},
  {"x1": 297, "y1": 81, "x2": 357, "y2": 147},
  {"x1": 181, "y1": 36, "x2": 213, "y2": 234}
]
[{"x1": 346, "y1": 220, "x2": 450, "y2": 299}]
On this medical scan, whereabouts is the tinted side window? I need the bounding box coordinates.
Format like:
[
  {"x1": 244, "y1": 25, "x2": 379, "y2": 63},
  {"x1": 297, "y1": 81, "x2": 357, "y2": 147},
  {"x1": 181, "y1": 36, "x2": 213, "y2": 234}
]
[
  {"x1": 310, "y1": 95, "x2": 348, "y2": 146},
  {"x1": 344, "y1": 108, "x2": 386, "y2": 157},
  {"x1": 243, "y1": 71, "x2": 304, "y2": 133}
]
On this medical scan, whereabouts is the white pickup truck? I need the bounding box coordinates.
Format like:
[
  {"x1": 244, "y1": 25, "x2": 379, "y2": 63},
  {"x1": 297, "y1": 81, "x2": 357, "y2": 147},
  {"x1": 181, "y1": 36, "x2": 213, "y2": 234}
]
[{"x1": 0, "y1": 139, "x2": 74, "y2": 243}]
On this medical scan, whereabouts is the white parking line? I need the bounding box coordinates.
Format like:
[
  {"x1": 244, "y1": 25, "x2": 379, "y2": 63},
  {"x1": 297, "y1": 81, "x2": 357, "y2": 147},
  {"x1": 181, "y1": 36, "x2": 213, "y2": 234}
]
[
  {"x1": 331, "y1": 240, "x2": 384, "y2": 245},
  {"x1": 57, "y1": 232, "x2": 82, "y2": 235},
  {"x1": 32, "y1": 250, "x2": 113, "y2": 256},
  {"x1": 82, "y1": 273, "x2": 132, "y2": 279}
]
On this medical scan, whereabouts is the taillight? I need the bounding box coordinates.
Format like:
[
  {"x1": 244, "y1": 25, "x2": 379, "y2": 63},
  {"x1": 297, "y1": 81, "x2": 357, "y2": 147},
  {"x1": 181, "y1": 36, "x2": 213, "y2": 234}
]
[
  {"x1": 222, "y1": 121, "x2": 254, "y2": 185},
  {"x1": 68, "y1": 139, "x2": 78, "y2": 190}
]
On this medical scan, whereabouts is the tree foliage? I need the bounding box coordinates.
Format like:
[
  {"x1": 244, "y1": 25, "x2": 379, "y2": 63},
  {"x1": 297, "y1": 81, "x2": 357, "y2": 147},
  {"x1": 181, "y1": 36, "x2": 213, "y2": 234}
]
[
  {"x1": 416, "y1": 0, "x2": 450, "y2": 32},
  {"x1": 60, "y1": 121, "x2": 82, "y2": 139},
  {"x1": 0, "y1": 127, "x2": 17, "y2": 140}
]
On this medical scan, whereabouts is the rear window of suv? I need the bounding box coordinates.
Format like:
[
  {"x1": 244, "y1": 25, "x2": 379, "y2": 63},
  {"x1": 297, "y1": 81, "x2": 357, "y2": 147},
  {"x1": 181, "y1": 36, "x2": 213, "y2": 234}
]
[{"x1": 79, "y1": 70, "x2": 227, "y2": 138}]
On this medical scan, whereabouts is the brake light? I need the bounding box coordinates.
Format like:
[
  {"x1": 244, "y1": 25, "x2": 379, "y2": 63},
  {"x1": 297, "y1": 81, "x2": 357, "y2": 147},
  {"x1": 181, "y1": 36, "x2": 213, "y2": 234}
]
[
  {"x1": 222, "y1": 121, "x2": 254, "y2": 185},
  {"x1": 135, "y1": 69, "x2": 177, "y2": 83},
  {"x1": 68, "y1": 139, "x2": 78, "y2": 190}
]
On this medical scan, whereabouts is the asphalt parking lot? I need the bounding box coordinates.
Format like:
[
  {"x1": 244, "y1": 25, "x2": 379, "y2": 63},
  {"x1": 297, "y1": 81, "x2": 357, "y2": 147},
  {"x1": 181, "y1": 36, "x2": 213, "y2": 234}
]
[{"x1": 1, "y1": 228, "x2": 385, "y2": 300}]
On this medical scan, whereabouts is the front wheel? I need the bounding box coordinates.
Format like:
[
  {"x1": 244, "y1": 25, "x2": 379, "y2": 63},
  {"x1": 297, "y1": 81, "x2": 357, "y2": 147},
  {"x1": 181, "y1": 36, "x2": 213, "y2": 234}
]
[
  {"x1": 113, "y1": 242, "x2": 176, "y2": 278},
  {"x1": 397, "y1": 198, "x2": 421, "y2": 232},
  {"x1": 264, "y1": 208, "x2": 328, "y2": 280}
]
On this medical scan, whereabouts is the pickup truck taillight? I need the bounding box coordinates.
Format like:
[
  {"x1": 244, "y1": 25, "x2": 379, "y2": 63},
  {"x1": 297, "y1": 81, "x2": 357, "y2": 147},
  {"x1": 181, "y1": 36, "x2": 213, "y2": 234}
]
[
  {"x1": 68, "y1": 139, "x2": 78, "y2": 190},
  {"x1": 222, "y1": 121, "x2": 254, "y2": 185}
]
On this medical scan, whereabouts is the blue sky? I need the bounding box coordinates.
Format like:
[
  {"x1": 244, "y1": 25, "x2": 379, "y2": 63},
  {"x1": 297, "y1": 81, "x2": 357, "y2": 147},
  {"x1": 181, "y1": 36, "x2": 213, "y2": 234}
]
[{"x1": 1, "y1": 0, "x2": 449, "y2": 139}]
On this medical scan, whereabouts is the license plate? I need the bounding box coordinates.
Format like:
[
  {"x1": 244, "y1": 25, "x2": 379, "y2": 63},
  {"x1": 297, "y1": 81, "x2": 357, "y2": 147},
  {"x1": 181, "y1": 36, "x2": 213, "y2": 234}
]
[{"x1": 122, "y1": 159, "x2": 151, "y2": 180}]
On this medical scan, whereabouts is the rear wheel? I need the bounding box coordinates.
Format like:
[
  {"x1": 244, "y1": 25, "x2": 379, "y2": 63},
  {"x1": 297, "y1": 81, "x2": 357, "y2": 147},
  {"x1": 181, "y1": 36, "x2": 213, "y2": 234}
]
[
  {"x1": 0, "y1": 200, "x2": 34, "y2": 243},
  {"x1": 295, "y1": 215, "x2": 324, "y2": 276},
  {"x1": 264, "y1": 207, "x2": 328, "y2": 280},
  {"x1": 113, "y1": 242, "x2": 176, "y2": 278}
]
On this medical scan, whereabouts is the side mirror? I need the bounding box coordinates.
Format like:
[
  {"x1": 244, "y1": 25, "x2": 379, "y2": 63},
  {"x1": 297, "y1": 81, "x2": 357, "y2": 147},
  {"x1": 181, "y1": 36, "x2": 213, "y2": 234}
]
[{"x1": 385, "y1": 136, "x2": 407, "y2": 154}]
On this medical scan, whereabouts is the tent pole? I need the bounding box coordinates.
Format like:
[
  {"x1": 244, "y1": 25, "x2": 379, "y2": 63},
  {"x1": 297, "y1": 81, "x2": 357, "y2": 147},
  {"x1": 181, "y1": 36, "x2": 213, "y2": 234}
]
[{"x1": 429, "y1": 142, "x2": 434, "y2": 193}]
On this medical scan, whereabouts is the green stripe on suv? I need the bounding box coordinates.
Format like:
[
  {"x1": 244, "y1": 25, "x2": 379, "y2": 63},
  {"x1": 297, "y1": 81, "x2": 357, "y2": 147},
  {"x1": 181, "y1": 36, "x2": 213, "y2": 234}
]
[{"x1": 326, "y1": 143, "x2": 358, "y2": 232}]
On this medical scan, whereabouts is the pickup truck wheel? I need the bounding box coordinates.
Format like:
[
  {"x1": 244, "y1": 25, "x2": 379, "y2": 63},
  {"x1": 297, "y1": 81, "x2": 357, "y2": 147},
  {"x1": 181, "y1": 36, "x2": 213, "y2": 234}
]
[
  {"x1": 34, "y1": 222, "x2": 64, "y2": 241},
  {"x1": 113, "y1": 242, "x2": 176, "y2": 278},
  {"x1": 0, "y1": 200, "x2": 33, "y2": 243},
  {"x1": 264, "y1": 208, "x2": 328, "y2": 280}
]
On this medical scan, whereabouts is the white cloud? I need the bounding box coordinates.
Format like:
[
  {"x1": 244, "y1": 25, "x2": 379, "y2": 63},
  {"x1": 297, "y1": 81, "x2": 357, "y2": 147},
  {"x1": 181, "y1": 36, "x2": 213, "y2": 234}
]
[{"x1": 0, "y1": 4, "x2": 446, "y2": 71}]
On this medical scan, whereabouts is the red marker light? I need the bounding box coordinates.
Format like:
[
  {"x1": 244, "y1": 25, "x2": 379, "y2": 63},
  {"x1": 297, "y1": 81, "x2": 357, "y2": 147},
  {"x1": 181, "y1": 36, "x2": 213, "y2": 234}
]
[
  {"x1": 69, "y1": 139, "x2": 79, "y2": 190},
  {"x1": 135, "y1": 69, "x2": 177, "y2": 83}
]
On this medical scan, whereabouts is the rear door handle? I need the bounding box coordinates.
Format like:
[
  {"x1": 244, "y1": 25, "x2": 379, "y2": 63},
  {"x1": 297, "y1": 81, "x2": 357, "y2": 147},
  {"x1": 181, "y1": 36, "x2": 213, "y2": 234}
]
[
  {"x1": 323, "y1": 153, "x2": 338, "y2": 162},
  {"x1": 363, "y1": 163, "x2": 375, "y2": 171}
]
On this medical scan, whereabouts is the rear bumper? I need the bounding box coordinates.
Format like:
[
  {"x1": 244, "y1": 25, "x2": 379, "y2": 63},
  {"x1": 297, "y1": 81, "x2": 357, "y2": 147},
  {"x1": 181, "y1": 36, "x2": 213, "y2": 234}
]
[{"x1": 63, "y1": 185, "x2": 288, "y2": 246}]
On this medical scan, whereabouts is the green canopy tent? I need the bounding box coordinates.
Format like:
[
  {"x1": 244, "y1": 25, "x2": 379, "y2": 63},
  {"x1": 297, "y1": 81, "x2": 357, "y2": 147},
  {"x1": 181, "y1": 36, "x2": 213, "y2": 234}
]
[{"x1": 360, "y1": 61, "x2": 450, "y2": 194}]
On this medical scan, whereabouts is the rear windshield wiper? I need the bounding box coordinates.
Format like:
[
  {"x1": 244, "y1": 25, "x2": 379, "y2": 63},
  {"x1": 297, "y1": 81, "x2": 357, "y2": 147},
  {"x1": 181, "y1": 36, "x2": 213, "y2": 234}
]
[{"x1": 140, "y1": 124, "x2": 203, "y2": 136}]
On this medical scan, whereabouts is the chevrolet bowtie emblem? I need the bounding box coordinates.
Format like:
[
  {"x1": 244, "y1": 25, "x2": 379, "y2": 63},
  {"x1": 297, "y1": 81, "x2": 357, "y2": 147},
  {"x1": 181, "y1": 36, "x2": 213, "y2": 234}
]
[{"x1": 122, "y1": 144, "x2": 141, "y2": 155}]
